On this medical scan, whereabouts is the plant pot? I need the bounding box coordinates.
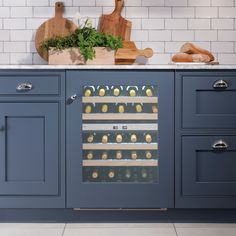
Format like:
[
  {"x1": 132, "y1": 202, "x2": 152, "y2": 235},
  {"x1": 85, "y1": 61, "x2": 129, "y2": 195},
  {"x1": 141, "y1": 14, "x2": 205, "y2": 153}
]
[{"x1": 48, "y1": 47, "x2": 115, "y2": 65}]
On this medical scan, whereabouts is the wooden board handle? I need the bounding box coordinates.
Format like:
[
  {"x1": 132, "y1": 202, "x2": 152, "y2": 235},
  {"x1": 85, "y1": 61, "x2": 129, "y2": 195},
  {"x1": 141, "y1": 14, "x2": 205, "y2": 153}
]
[
  {"x1": 137, "y1": 48, "x2": 154, "y2": 58},
  {"x1": 55, "y1": 2, "x2": 63, "y2": 18},
  {"x1": 112, "y1": 0, "x2": 124, "y2": 16}
]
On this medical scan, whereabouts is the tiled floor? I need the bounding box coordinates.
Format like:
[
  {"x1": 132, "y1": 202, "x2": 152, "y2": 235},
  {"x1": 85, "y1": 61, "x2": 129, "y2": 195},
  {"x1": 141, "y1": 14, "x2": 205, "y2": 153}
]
[{"x1": 0, "y1": 223, "x2": 236, "y2": 236}]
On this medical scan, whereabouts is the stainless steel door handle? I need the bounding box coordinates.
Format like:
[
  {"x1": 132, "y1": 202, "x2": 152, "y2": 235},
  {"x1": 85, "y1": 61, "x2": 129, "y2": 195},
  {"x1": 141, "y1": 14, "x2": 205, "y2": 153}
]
[
  {"x1": 213, "y1": 80, "x2": 228, "y2": 89},
  {"x1": 212, "y1": 140, "x2": 229, "y2": 150},
  {"x1": 16, "y1": 82, "x2": 33, "y2": 92},
  {"x1": 67, "y1": 94, "x2": 78, "y2": 105}
]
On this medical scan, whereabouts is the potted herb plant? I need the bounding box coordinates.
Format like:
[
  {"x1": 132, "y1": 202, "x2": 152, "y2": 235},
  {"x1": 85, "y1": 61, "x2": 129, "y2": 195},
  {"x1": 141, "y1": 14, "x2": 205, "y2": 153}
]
[{"x1": 41, "y1": 19, "x2": 123, "y2": 65}]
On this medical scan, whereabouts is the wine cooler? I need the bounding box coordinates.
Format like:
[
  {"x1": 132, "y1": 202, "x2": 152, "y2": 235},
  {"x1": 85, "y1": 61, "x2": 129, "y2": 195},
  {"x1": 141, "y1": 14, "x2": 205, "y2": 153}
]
[{"x1": 66, "y1": 71, "x2": 174, "y2": 209}]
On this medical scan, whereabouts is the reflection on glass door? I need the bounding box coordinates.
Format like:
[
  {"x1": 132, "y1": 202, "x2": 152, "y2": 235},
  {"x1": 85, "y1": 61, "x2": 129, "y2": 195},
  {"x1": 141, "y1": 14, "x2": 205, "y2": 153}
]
[{"x1": 82, "y1": 85, "x2": 159, "y2": 183}]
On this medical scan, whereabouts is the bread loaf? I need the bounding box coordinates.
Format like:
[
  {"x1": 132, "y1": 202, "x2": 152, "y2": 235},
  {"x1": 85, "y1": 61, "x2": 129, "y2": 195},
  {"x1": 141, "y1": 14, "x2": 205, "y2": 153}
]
[
  {"x1": 180, "y1": 43, "x2": 215, "y2": 61},
  {"x1": 172, "y1": 53, "x2": 211, "y2": 63}
]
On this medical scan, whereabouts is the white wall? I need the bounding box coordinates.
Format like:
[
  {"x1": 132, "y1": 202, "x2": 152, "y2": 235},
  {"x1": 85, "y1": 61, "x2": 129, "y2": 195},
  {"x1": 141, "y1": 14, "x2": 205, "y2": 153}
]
[{"x1": 0, "y1": 0, "x2": 235, "y2": 65}]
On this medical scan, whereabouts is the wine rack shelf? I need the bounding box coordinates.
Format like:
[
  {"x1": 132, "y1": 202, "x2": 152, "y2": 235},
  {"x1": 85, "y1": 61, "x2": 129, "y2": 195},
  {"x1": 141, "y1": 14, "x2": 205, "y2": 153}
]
[
  {"x1": 82, "y1": 96, "x2": 158, "y2": 103},
  {"x1": 83, "y1": 143, "x2": 158, "y2": 150},
  {"x1": 83, "y1": 160, "x2": 158, "y2": 167},
  {"x1": 82, "y1": 113, "x2": 158, "y2": 121}
]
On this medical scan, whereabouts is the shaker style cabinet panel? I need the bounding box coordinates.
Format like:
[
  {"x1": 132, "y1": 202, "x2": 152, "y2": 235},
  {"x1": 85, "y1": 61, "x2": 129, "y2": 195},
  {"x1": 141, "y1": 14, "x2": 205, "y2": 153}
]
[
  {"x1": 179, "y1": 72, "x2": 236, "y2": 129},
  {"x1": 0, "y1": 70, "x2": 65, "y2": 208},
  {"x1": 175, "y1": 71, "x2": 236, "y2": 208},
  {"x1": 66, "y1": 70, "x2": 174, "y2": 209}
]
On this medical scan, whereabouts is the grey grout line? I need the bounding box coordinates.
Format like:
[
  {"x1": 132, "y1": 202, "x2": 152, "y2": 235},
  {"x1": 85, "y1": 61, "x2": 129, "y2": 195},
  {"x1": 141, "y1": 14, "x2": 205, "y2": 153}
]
[
  {"x1": 173, "y1": 223, "x2": 179, "y2": 236},
  {"x1": 62, "y1": 223, "x2": 66, "y2": 236}
]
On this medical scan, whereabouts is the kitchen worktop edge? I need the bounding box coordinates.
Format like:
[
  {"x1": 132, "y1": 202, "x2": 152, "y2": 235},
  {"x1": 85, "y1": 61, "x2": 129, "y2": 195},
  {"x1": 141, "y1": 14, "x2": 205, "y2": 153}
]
[{"x1": 0, "y1": 65, "x2": 236, "y2": 70}]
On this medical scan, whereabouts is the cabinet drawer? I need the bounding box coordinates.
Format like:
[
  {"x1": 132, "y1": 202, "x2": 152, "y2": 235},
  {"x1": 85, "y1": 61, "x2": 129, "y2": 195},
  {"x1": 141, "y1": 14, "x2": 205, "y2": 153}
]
[
  {"x1": 0, "y1": 72, "x2": 61, "y2": 95},
  {"x1": 182, "y1": 74, "x2": 236, "y2": 128},
  {"x1": 182, "y1": 136, "x2": 236, "y2": 196}
]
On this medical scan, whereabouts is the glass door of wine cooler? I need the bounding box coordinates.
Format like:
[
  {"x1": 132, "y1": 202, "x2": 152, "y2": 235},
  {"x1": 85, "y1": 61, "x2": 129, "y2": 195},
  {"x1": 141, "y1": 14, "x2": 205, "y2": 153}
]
[{"x1": 66, "y1": 71, "x2": 174, "y2": 209}]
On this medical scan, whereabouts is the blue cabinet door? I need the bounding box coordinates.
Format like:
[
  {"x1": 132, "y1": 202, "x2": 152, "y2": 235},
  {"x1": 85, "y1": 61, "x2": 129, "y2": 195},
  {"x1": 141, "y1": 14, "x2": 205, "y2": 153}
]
[
  {"x1": 0, "y1": 103, "x2": 64, "y2": 208},
  {"x1": 66, "y1": 70, "x2": 174, "y2": 209}
]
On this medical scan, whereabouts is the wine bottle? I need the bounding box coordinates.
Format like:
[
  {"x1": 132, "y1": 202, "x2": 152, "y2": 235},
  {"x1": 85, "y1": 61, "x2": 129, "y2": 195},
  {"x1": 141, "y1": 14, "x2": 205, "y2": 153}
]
[
  {"x1": 146, "y1": 151, "x2": 152, "y2": 159},
  {"x1": 87, "y1": 152, "x2": 93, "y2": 160},
  {"x1": 124, "y1": 168, "x2": 132, "y2": 179},
  {"x1": 127, "y1": 86, "x2": 138, "y2": 97},
  {"x1": 116, "y1": 151, "x2": 122, "y2": 160},
  {"x1": 98, "y1": 86, "x2": 107, "y2": 97},
  {"x1": 101, "y1": 152, "x2": 108, "y2": 160},
  {"x1": 140, "y1": 168, "x2": 148, "y2": 179},
  {"x1": 145, "y1": 134, "x2": 152, "y2": 143},
  {"x1": 117, "y1": 103, "x2": 125, "y2": 113},
  {"x1": 87, "y1": 134, "x2": 94, "y2": 143},
  {"x1": 130, "y1": 134, "x2": 137, "y2": 143},
  {"x1": 108, "y1": 170, "x2": 115, "y2": 179},
  {"x1": 91, "y1": 170, "x2": 99, "y2": 179},
  {"x1": 135, "y1": 103, "x2": 143, "y2": 113},
  {"x1": 144, "y1": 86, "x2": 153, "y2": 97},
  {"x1": 152, "y1": 105, "x2": 158, "y2": 113},
  {"x1": 84, "y1": 104, "x2": 93, "y2": 114},
  {"x1": 116, "y1": 134, "x2": 123, "y2": 143},
  {"x1": 131, "y1": 151, "x2": 138, "y2": 160},
  {"x1": 84, "y1": 86, "x2": 94, "y2": 97},
  {"x1": 101, "y1": 104, "x2": 108, "y2": 113},
  {"x1": 102, "y1": 135, "x2": 109, "y2": 144},
  {"x1": 113, "y1": 87, "x2": 121, "y2": 96}
]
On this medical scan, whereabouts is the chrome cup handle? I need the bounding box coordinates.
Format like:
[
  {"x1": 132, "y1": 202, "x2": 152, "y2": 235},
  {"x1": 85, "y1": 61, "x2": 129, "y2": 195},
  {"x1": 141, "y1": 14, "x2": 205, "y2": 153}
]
[
  {"x1": 213, "y1": 80, "x2": 228, "y2": 89},
  {"x1": 212, "y1": 140, "x2": 229, "y2": 150},
  {"x1": 16, "y1": 83, "x2": 33, "y2": 92}
]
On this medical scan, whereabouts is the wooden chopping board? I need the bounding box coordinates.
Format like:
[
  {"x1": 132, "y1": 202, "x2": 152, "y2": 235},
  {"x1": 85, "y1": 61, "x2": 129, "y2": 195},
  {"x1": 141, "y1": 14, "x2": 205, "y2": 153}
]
[
  {"x1": 35, "y1": 2, "x2": 77, "y2": 61},
  {"x1": 99, "y1": 0, "x2": 132, "y2": 41},
  {"x1": 115, "y1": 41, "x2": 153, "y2": 65}
]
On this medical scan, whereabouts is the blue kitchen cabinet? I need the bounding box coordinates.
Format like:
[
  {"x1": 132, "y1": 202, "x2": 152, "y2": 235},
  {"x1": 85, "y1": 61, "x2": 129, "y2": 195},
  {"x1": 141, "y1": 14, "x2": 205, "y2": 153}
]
[
  {"x1": 175, "y1": 71, "x2": 236, "y2": 208},
  {"x1": 66, "y1": 70, "x2": 174, "y2": 209},
  {"x1": 0, "y1": 70, "x2": 65, "y2": 208}
]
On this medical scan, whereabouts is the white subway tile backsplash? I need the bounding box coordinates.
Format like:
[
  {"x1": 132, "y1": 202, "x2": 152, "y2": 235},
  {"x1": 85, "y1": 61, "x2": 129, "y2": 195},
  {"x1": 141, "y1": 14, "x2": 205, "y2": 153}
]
[
  {"x1": 165, "y1": 19, "x2": 188, "y2": 29},
  {"x1": 212, "y1": 42, "x2": 234, "y2": 53},
  {"x1": 142, "y1": 0, "x2": 164, "y2": 7},
  {"x1": 172, "y1": 7, "x2": 194, "y2": 18},
  {"x1": 211, "y1": 0, "x2": 234, "y2": 6},
  {"x1": 4, "y1": 42, "x2": 26, "y2": 52},
  {"x1": 126, "y1": 7, "x2": 148, "y2": 18},
  {"x1": 219, "y1": 7, "x2": 236, "y2": 18},
  {"x1": 0, "y1": 30, "x2": 10, "y2": 41},
  {"x1": 0, "y1": 7, "x2": 10, "y2": 17},
  {"x1": 188, "y1": 19, "x2": 211, "y2": 29},
  {"x1": 196, "y1": 7, "x2": 218, "y2": 18},
  {"x1": 172, "y1": 30, "x2": 194, "y2": 41},
  {"x1": 195, "y1": 30, "x2": 217, "y2": 41},
  {"x1": 10, "y1": 30, "x2": 33, "y2": 41},
  {"x1": 149, "y1": 7, "x2": 171, "y2": 18},
  {"x1": 165, "y1": 0, "x2": 187, "y2": 7},
  {"x1": 3, "y1": 0, "x2": 26, "y2": 6},
  {"x1": 218, "y1": 30, "x2": 236, "y2": 41},
  {"x1": 4, "y1": 18, "x2": 26, "y2": 29},
  {"x1": 0, "y1": 53, "x2": 10, "y2": 64},
  {"x1": 10, "y1": 53, "x2": 32, "y2": 64},
  {"x1": 0, "y1": 0, "x2": 235, "y2": 65},
  {"x1": 149, "y1": 30, "x2": 172, "y2": 41},
  {"x1": 212, "y1": 19, "x2": 234, "y2": 29},
  {"x1": 188, "y1": 0, "x2": 211, "y2": 6},
  {"x1": 142, "y1": 19, "x2": 164, "y2": 29}
]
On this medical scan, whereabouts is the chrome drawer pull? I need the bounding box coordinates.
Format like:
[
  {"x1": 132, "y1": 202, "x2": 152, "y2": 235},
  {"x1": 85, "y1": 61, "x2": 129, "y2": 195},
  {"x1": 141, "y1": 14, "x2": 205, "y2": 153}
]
[
  {"x1": 67, "y1": 94, "x2": 78, "y2": 105},
  {"x1": 16, "y1": 83, "x2": 33, "y2": 92},
  {"x1": 213, "y1": 80, "x2": 228, "y2": 89},
  {"x1": 212, "y1": 140, "x2": 229, "y2": 150}
]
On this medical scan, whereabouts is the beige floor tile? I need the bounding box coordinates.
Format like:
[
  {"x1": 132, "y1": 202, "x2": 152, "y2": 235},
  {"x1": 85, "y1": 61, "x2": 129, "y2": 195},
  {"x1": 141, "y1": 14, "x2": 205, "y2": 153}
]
[
  {"x1": 0, "y1": 223, "x2": 65, "y2": 236},
  {"x1": 66, "y1": 223, "x2": 174, "y2": 228},
  {"x1": 175, "y1": 227, "x2": 236, "y2": 236},
  {"x1": 64, "y1": 224, "x2": 177, "y2": 236},
  {"x1": 174, "y1": 223, "x2": 236, "y2": 228}
]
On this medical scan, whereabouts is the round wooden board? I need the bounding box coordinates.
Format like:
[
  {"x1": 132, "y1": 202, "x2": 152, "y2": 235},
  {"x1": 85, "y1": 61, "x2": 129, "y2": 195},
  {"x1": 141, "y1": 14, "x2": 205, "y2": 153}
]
[{"x1": 35, "y1": 2, "x2": 77, "y2": 61}]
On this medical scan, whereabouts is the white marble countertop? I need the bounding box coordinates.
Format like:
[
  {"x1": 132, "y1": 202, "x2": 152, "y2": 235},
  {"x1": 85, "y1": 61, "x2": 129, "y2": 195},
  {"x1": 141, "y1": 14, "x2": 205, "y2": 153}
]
[{"x1": 0, "y1": 64, "x2": 236, "y2": 70}]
